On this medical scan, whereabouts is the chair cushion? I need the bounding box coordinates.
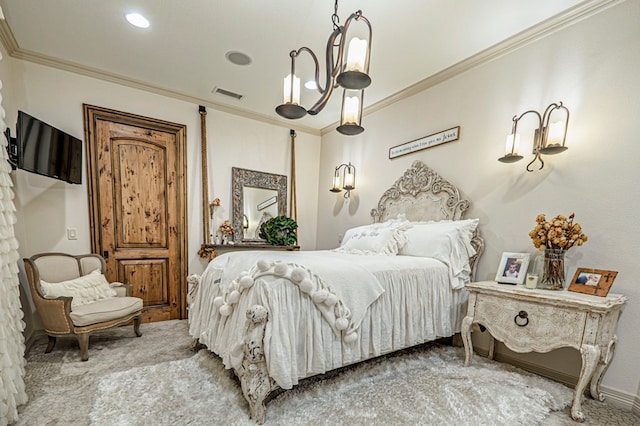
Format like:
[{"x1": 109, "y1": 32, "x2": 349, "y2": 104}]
[
  {"x1": 41, "y1": 269, "x2": 117, "y2": 307},
  {"x1": 70, "y1": 296, "x2": 143, "y2": 327}
]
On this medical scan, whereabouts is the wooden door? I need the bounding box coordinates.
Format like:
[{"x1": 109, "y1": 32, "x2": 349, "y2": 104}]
[{"x1": 83, "y1": 105, "x2": 187, "y2": 322}]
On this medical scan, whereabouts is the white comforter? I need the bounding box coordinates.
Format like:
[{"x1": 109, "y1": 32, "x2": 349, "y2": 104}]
[{"x1": 188, "y1": 250, "x2": 468, "y2": 389}]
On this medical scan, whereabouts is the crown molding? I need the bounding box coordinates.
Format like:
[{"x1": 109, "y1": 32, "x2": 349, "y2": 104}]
[
  {"x1": 0, "y1": 17, "x2": 18, "y2": 55},
  {"x1": 321, "y1": 0, "x2": 624, "y2": 135},
  {"x1": 0, "y1": 20, "x2": 320, "y2": 136}
]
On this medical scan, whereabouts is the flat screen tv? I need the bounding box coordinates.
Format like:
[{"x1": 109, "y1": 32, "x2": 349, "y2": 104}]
[{"x1": 16, "y1": 110, "x2": 83, "y2": 184}]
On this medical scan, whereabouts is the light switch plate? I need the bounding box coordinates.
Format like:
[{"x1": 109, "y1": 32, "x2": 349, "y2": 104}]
[{"x1": 67, "y1": 228, "x2": 77, "y2": 240}]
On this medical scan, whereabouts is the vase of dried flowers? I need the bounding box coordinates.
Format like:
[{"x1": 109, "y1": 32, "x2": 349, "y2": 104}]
[
  {"x1": 539, "y1": 249, "x2": 566, "y2": 290},
  {"x1": 529, "y1": 213, "x2": 588, "y2": 290},
  {"x1": 218, "y1": 220, "x2": 234, "y2": 245}
]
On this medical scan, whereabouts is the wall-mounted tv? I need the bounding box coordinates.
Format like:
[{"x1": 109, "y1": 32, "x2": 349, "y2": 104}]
[{"x1": 16, "y1": 111, "x2": 83, "y2": 184}]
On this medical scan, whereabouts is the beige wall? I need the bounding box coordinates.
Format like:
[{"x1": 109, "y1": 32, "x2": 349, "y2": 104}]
[
  {"x1": 4, "y1": 54, "x2": 321, "y2": 338},
  {"x1": 318, "y1": 0, "x2": 639, "y2": 407}
]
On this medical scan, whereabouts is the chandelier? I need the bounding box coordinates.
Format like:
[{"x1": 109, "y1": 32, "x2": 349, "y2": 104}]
[{"x1": 275, "y1": 1, "x2": 372, "y2": 135}]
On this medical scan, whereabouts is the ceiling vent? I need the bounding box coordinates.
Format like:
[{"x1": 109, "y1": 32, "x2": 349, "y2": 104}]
[{"x1": 212, "y1": 86, "x2": 243, "y2": 100}]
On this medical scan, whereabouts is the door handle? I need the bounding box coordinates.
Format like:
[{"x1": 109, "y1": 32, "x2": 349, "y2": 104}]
[{"x1": 103, "y1": 251, "x2": 109, "y2": 259}]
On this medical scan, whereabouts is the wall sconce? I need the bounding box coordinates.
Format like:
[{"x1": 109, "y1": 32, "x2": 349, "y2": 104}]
[
  {"x1": 330, "y1": 162, "x2": 356, "y2": 198},
  {"x1": 498, "y1": 101, "x2": 570, "y2": 172}
]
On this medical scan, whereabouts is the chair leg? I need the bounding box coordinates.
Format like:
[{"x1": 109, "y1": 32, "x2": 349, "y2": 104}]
[
  {"x1": 133, "y1": 315, "x2": 142, "y2": 337},
  {"x1": 45, "y1": 335, "x2": 56, "y2": 353},
  {"x1": 77, "y1": 333, "x2": 90, "y2": 361}
]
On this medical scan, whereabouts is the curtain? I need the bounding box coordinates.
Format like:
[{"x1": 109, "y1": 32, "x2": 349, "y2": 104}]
[{"x1": 0, "y1": 49, "x2": 28, "y2": 424}]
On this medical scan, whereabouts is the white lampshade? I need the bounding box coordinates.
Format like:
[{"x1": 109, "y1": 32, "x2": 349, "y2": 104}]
[
  {"x1": 505, "y1": 133, "x2": 521, "y2": 155},
  {"x1": 283, "y1": 74, "x2": 300, "y2": 105},
  {"x1": 341, "y1": 96, "x2": 360, "y2": 125},
  {"x1": 546, "y1": 121, "x2": 566, "y2": 146},
  {"x1": 345, "y1": 37, "x2": 367, "y2": 72},
  {"x1": 343, "y1": 167, "x2": 355, "y2": 190}
]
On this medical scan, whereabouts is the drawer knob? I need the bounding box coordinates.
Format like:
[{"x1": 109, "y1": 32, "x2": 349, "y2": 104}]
[{"x1": 514, "y1": 310, "x2": 529, "y2": 327}]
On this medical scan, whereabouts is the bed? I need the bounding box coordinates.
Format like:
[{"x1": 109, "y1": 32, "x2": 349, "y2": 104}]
[{"x1": 188, "y1": 160, "x2": 484, "y2": 423}]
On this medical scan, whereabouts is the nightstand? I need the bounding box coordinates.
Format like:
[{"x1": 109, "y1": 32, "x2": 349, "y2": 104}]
[{"x1": 461, "y1": 281, "x2": 627, "y2": 422}]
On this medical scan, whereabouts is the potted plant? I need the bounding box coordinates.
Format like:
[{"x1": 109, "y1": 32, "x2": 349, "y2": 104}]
[{"x1": 259, "y1": 216, "x2": 298, "y2": 246}]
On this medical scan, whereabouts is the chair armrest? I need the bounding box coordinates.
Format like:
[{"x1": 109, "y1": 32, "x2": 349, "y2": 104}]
[
  {"x1": 35, "y1": 296, "x2": 75, "y2": 334},
  {"x1": 110, "y1": 282, "x2": 133, "y2": 297}
]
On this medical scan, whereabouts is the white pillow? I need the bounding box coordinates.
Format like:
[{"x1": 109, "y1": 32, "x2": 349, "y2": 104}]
[
  {"x1": 399, "y1": 219, "x2": 479, "y2": 289},
  {"x1": 336, "y1": 219, "x2": 412, "y2": 255},
  {"x1": 400, "y1": 219, "x2": 479, "y2": 258},
  {"x1": 40, "y1": 269, "x2": 117, "y2": 308}
]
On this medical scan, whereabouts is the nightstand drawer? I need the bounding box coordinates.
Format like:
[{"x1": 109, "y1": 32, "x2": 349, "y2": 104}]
[{"x1": 474, "y1": 293, "x2": 587, "y2": 352}]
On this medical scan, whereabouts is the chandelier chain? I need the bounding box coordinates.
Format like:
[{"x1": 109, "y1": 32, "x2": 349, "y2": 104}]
[{"x1": 332, "y1": 0, "x2": 340, "y2": 31}]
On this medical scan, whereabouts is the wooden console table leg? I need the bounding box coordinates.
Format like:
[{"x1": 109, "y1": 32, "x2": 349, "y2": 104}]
[
  {"x1": 590, "y1": 338, "x2": 616, "y2": 401},
  {"x1": 572, "y1": 344, "x2": 600, "y2": 422},
  {"x1": 461, "y1": 316, "x2": 474, "y2": 366}
]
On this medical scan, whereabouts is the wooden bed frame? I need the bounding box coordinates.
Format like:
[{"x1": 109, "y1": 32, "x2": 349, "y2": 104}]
[{"x1": 193, "y1": 160, "x2": 484, "y2": 423}]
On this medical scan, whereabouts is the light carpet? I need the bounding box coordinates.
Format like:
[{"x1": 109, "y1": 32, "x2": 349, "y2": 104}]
[
  {"x1": 19, "y1": 320, "x2": 637, "y2": 425},
  {"x1": 89, "y1": 343, "x2": 572, "y2": 425}
]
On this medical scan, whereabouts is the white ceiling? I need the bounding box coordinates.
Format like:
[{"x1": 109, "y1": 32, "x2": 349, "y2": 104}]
[{"x1": 0, "y1": 0, "x2": 594, "y2": 134}]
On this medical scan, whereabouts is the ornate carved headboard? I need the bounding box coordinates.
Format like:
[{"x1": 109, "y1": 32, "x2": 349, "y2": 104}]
[{"x1": 370, "y1": 160, "x2": 484, "y2": 279}]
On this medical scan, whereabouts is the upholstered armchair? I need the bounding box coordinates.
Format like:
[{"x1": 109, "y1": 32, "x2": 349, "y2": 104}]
[{"x1": 23, "y1": 252, "x2": 143, "y2": 361}]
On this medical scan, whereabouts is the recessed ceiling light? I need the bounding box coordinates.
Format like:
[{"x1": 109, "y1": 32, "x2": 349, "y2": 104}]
[
  {"x1": 125, "y1": 13, "x2": 150, "y2": 29},
  {"x1": 225, "y1": 51, "x2": 252, "y2": 66},
  {"x1": 304, "y1": 80, "x2": 318, "y2": 90}
]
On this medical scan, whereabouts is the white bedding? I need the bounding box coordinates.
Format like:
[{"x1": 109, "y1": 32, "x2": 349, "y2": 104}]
[{"x1": 188, "y1": 250, "x2": 468, "y2": 389}]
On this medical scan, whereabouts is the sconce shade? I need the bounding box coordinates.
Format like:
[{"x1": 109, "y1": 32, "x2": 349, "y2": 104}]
[
  {"x1": 499, "y1": 133, "x2": 524, "y2": 163},
  {"x1": 330, "y1": 170, "x2": 343, "y2": 192},
  {"x1": 539, "y1": 119, "x2": 569, "y2": 154},
  {"x1": 343, "y1": 165, "x2": 356, "y2": 190}
]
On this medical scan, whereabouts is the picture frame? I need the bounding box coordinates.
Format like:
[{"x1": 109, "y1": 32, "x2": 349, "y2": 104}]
[
  {"x1": 568, "y1": 268, "x2": 618, "y2": 297},
  {"x1": 495, "y1": 252, "x2": 530, "y2": 285}
]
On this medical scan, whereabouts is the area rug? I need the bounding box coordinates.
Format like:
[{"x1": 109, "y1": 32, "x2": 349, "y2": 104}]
[{"x1": 90, "y1": 344, "x2": 573, "y2": 425}]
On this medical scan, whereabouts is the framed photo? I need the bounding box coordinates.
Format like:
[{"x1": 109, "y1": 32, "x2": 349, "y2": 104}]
[
  {"x1": 568, "y1": 268, "x2": 618, "y2": 297},
  {"x1": 495, "y1": 252, "x2": 530, "y2": 285}
]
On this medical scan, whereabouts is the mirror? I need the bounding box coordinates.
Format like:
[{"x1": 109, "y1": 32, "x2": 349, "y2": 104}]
[{"x1": 232, "y1": 167, "x2": 287, "y2": 242}]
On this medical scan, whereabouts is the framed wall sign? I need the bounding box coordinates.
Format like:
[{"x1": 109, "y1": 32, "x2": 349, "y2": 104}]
[{"x1": 389, "y1": 126, "x2": 460, "y2": 159}]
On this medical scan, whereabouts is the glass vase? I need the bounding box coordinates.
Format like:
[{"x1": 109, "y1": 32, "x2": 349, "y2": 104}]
[{"x1": 538, "y1": 249, "x2": 566, "y2": 290}]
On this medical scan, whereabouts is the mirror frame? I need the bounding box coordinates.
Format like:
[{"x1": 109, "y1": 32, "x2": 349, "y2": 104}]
[{"x1": 232, "y1": 167, "x2": 287, "y2": 243}]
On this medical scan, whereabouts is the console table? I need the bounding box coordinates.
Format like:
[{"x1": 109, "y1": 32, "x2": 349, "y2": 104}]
[
  {"x1": 461, "y1": 281, "x2": 627, "y2": 422},
  {"x1": 199, "y1": 242, "x2": 299, "y2": 259}
]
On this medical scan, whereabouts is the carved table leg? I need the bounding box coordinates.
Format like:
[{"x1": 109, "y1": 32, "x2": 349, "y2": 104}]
[
  {"x1": 461, "y1": 316, "x2": 474, "y2": 366},
  {"x1": 590, "y1": 338, "x2": 616, "y2": 402},
  {"x1": 572, "y1": 344, "x2": 601, "y2": 422}
]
